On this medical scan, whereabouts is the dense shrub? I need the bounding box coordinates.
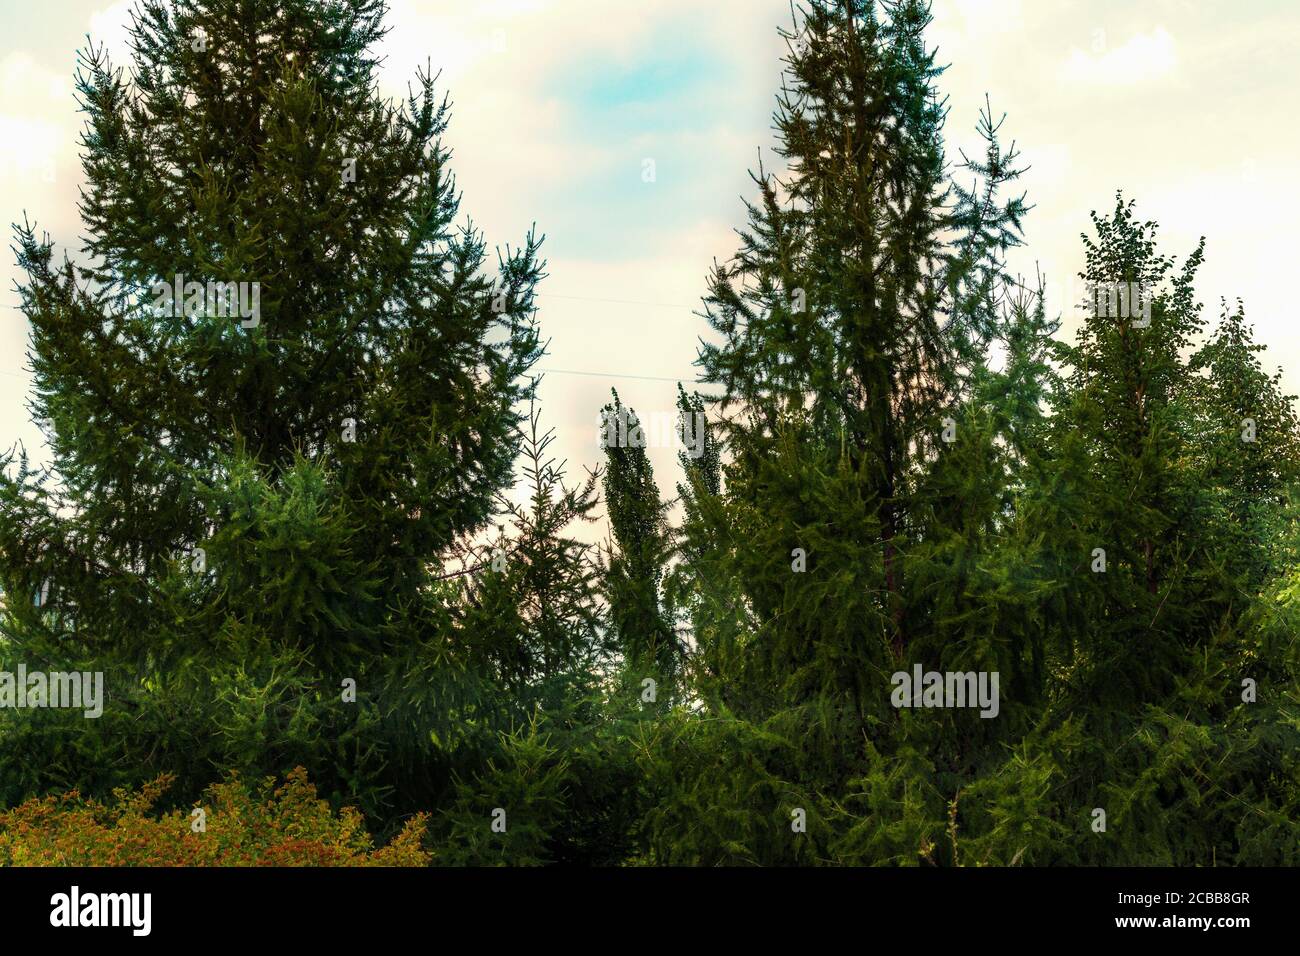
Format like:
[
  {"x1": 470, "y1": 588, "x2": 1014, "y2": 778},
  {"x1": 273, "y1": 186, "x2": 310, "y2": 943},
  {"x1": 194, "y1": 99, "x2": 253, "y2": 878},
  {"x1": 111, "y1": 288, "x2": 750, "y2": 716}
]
[{"x1": 0, "y1": 767, "x2": 428, "y2": 867}]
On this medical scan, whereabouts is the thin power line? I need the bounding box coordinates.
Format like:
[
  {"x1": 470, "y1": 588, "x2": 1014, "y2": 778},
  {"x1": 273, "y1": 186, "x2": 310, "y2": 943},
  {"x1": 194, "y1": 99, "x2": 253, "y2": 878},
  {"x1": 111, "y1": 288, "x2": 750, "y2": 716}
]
[
  {"x1": 535, "y1": 292, "x2": 698, "y2": 311},
  {"x1": 536, "y1": 367, "x2": 698, "y2": 384},
  {"x1": 6, "y1": 289, "x2": 707, "y2": 314},
  {"x1": 0, "y1": 364, "x2": 700, "y2": 385},
  {"x1": 4, "y1": 293, "x2": 711, "y2": 385}
]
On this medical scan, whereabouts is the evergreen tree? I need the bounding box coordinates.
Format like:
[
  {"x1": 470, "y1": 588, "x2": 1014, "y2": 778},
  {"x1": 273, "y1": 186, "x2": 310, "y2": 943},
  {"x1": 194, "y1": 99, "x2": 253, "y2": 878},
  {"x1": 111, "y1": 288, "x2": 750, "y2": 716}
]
[
  {"x1": 457, "y1": 395, "x2": 606, "y2": 699},
  {"x1": 645, "y1": 0, "x2": 1040, "y2": 863},
  {"x1": 1189, "y1": 299, "x2": 1300, "y2": 587},
  {"x1": 997, "y1": 196, "x2": 1300, "y2": 864},
  {"x1": 5, "y1": 0, "x2": 543, "y2": 669},
  {"x1": 698, "y1": 0, "x2": 958, "y2": 658},
  {"x1": 598, "y1": 390, "x2": 676, "y2": 681},
  {"x1": 1, "y1": 0, "x2": 546, "y2": 816},
  {"x1": 663, "y1": 385, "x2": 732, "y2": 698},
  {"x1": 1047, "y1": 194, "x2": 1207, "y2": 701}
]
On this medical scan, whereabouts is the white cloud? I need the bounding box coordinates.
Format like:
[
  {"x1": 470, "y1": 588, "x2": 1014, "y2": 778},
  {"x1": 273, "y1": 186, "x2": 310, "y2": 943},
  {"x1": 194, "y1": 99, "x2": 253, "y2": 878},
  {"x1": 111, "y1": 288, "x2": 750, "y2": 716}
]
[
  {"x1": 89, "y1": 0, "x2": 136, "y2": 63},
  {"x1": 0, "y1": 60, "x2": 65, "y2": 199},
  {"x1": 1063, "y1": 26, "x2": 1177, "y2": 87}
]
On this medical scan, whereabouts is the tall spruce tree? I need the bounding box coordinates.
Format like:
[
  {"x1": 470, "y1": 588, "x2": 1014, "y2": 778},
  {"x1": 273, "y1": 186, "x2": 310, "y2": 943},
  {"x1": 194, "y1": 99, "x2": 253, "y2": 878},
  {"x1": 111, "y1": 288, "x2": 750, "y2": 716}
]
[
  {"x1": 697, "y1": 0, "x2": 955, "y2": 661},
  {"x1": 1047, "y1": 194, "x2": 1207, "y2": 702},
  {"x1": 695, "y1": 0, "x2": 1029, "y2": 685},
  {"x1": 0, "y1": 0, "x2": 545, "y2": 813},
  {"x1": 642, "y1": 0, "x2": 1039, "y2": 864},
  {"x1": 1189, "y1": 300, "x2": 1300, "y2": 588},
  {"x1": 458, "y1": 395, "x2": 605, "y2": 698},
  {"x1": 663, "y1": 385, "x2": 731, "y2": 697},
  {"x1": 994, "y1": 196, "x2": 1300, "y2": 865},
  {"x1": 598, "y1": 390, "x2": 676, "y2": 682}
]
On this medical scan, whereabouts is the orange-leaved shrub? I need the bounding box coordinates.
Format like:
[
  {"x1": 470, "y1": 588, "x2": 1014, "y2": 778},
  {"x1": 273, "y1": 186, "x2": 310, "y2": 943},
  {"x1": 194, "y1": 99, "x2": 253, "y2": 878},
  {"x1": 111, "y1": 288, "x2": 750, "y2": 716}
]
[{"x1": 0, "y1": 767, "x2": 429, "y2": 866}]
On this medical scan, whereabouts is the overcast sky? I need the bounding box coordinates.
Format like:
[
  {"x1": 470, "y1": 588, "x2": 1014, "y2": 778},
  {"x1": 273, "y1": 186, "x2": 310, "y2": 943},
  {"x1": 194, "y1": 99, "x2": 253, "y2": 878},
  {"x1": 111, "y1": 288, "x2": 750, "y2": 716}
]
[{"x1": 3, "y1": 0, "x2": 1297, "y2": 527}]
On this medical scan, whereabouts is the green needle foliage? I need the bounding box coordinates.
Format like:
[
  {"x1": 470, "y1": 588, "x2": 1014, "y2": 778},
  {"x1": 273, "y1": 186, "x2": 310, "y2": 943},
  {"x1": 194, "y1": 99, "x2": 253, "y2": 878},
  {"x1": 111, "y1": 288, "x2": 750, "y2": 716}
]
[
  {"x1": 639, "y1": 0, "x2": 1300, "y2": 866},
  {"x1": 599, "y1": 389, "x2": 676, "y2": 684},
  {"x1": 1, "y1": 0, "x2": 550, "y2": 823},
  {"x1": 1, "y1": 0, "x2": 1297, "y2": 866}
]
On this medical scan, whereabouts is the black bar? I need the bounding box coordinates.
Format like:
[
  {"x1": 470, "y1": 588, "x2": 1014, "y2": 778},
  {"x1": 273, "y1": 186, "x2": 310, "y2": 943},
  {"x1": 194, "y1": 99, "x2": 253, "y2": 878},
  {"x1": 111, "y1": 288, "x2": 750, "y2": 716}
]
[{"x1": 0, "y1": 866, "x2": 1285, "y2": 942}]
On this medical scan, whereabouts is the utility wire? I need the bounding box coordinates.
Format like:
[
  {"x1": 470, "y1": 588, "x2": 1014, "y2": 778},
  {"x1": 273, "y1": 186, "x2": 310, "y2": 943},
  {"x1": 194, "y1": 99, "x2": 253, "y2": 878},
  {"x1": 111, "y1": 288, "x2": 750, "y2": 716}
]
[
  {"x1": 3, "y1": 290, "x2": 717, "y2": 384},
  {"x1": 535, "y1": 366, "x2": 697, "y2": 384}
]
